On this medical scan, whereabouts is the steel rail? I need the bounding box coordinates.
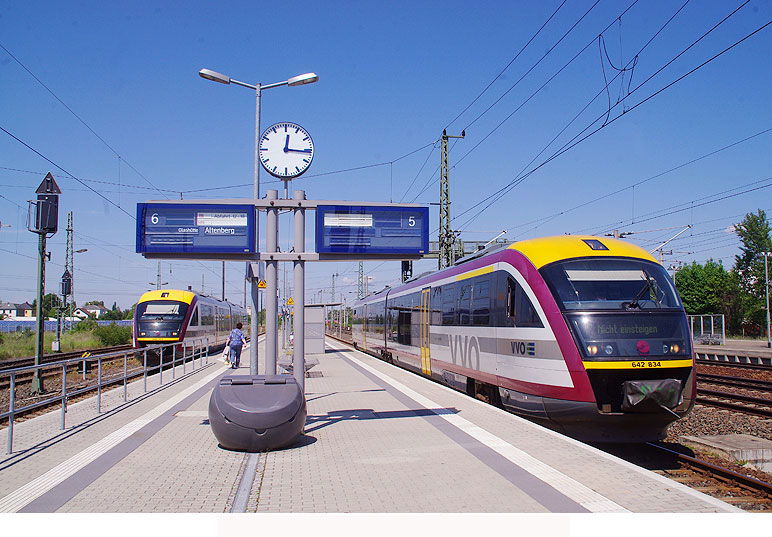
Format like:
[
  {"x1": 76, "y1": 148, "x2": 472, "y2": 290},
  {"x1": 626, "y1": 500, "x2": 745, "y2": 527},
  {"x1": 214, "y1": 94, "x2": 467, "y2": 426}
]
[
  {"x1": 696, "y1": 358, "x2": 772, "y2": 372},
  {"x1": 646, "y1": 442, "x2": 772, "y2": 497},
  {"x1": 697, "y1": 373, "x2": 772, "y2": 391},
  {"x1": 0, "y1": 344, "x2": 133, "y2": 371}
]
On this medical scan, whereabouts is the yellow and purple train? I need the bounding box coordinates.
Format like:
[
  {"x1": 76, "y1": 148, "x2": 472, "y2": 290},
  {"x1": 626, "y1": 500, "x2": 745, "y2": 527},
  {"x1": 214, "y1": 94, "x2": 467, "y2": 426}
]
[
  {"x1": 133, "y1": 289, "x2": 246, "y2": 352},
  {"x1": 352, "y1": 236, "x2": 695, "y2": 443}
]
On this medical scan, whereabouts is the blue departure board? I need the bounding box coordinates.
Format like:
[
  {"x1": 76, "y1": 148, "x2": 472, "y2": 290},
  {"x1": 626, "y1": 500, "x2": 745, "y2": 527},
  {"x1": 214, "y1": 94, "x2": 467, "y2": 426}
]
[
  {"x1": 136, "y1": 203, "x2": 256, "y2": 255},
  {"x1": 316, "y1": 205, "x2": 428, "y2": 255}
]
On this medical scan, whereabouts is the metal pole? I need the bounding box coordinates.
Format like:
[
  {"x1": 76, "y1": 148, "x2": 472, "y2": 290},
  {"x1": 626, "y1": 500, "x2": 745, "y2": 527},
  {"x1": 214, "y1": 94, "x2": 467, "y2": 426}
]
[
  {"x1": 293, "y1": 190, "x2": 306, "y2": 392},
  {"x1": 143, "y1": 349, "x2": 148, "y2": 392},
  {"x1": 97, "y1": 358, "x2": 102, "y2": 413},
  {"x1": 61, "y1": 363, "x2": 66, "y2": 430},
  {"x1": 721, "y1": 314, "x2": 726, "y2": 345},
  {"x1": 266, "y1": 189, "x2": 279, "y2": 375},
  {"x1": 7, "y1": 374, "x2": 15, "y2": 454},
  {"x1": 248, "y1": 83, "x2": 262, "y2": 377},
  {"x1": 250, "y1": 282, "x2": 259, "y2": 375},
  {"x1": 765, "y1": 252, "x2": 771, "y2": 348},
  {"x1": 124, "y1": 352, "x2": 128, "y2": 401},
  {"x1": 32, "y1": 231, "x2": 46, "y2": 394},
  {"x1": 160, "y1": 345, "x2": 164, "y2": 386}
]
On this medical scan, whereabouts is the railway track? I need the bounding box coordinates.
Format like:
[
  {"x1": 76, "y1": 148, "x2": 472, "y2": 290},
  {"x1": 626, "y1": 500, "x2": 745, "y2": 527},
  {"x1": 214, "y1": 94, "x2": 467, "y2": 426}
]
[
  {"x1": 695, "y1": 369, "x2": 772, "y2": 418},
  {"x1": 645, "y1": 443, "x2": 772, "y2": 511},
  {"x1": 0, "y1": 344, "x2": 137, "y2": 391},
  {"x1": 0, "y1": 344, "x2": 134, "y2": 371},
  {"x1": 696, "y1": 358, "x2": 772, "y2": 372}
]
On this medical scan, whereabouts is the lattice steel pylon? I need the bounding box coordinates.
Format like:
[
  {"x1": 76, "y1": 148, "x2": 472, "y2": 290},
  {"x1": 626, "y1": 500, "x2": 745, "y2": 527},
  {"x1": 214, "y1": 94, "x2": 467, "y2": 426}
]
[
  {"x1": 357, "y1": 262, "x2": 364, "y2": 299},
  {"x1": 439, "y1": 129, "x2": 464, "y2": 269},
  {"x1": 64, "y1": 211, "x2": 74, "y2": 311}
]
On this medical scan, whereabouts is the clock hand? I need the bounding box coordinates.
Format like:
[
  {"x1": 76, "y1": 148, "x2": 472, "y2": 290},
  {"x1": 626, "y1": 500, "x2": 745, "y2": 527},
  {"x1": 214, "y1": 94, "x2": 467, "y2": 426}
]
[
  {"x1": 283, "y1": 135, "x2": 290, "y2": 153},
  {"x1": 286, "y1": 148, "x2": 312, "y2": 153}
]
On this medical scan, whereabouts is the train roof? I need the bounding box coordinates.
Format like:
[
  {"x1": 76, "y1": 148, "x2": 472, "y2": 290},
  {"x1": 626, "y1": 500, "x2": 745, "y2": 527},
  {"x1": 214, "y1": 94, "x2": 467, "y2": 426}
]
[
  {"x1": 353, "y1": 235, "x2": 658, "y2": 306},
  {"x1": 507, "y1": 235, "x2": 657, "y2": 268},
  {"x1": 138, "y1": 289, "x2": 197, "y2": 304}
]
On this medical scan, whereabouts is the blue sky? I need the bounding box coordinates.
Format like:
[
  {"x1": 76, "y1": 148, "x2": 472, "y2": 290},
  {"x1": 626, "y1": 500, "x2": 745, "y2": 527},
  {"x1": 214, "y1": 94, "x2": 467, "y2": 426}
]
[{"x1": 1, "y1": 1, "x2": 771, "y2": 310}]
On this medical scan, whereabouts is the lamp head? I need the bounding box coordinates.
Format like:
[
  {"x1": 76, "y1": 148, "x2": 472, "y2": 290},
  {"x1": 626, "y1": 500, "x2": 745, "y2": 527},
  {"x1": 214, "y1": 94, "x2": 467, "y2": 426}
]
[
  {"x1": 199, "y1": 69, "x2": 231, "y2": 85},
  {"x1": 287, "y1": 72, "x2": 319, "y2": 86}
]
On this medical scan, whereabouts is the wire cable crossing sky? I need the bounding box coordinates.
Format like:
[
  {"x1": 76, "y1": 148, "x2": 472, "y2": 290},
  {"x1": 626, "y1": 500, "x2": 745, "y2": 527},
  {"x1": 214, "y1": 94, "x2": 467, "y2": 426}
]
[{"x1": 1, "y1": 1, "x2": 771, "y2": 307}]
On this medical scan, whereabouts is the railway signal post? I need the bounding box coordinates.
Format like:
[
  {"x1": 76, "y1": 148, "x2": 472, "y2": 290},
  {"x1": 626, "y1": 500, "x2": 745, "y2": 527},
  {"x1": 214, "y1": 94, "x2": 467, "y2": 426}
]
[{"x1": 29, "y1": 172, "x2": 61, "y2": 394}]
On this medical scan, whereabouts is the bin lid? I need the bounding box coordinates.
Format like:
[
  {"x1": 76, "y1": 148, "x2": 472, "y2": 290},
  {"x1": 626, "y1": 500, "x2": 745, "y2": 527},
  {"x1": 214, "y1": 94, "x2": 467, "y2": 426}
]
[{"x1": 213, "y1": 375, "x2": 304, "y2": 429}]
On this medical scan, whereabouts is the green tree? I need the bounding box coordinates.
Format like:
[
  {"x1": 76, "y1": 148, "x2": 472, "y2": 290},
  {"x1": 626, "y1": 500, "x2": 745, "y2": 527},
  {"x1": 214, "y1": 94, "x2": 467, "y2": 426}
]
[
  {"x1": 102, "y1": 302, "x2": 124, "y2": 321},
  {"x1": 733, "y1": 209, "x2": 772, "y2": 331},
  {"x1": 675, "y1": 260, "x2": 732, "y2": 315},
  {"x1": 123, "y1": 303, "x2": 136, "y2": 320},
  {"x1": 31, "y1": 293, "x2": 63, "y2": 318}
]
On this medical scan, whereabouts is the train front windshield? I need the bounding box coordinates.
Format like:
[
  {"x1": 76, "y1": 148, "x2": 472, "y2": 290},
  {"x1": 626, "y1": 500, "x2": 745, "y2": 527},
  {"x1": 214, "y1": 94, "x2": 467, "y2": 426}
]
[
  {"x1": 136, "y1": 300, "x2": 189, "y2": 338},
  {"x1": 540, "y1": 258, "x2": 691, "y2": 360}
]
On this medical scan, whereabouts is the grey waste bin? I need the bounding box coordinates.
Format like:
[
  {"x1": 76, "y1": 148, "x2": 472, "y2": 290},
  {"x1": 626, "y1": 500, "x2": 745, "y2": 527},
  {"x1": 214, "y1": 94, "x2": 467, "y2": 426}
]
[{"x1": 208, "y1": 375, "x2": 306, "y2": 452}]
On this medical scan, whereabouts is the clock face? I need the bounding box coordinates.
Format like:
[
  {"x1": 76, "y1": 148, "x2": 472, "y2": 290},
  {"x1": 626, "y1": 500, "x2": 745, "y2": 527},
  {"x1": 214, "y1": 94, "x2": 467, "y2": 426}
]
[{"x1": 258, "y1": 122, "x2": 314, "y2": 178}]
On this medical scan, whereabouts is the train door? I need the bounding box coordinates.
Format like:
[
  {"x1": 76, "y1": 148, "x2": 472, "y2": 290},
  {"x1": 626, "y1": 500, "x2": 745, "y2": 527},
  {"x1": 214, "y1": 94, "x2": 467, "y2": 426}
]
[{"x1": 420, "y1": 287, "x2": 431, "y2": 376}]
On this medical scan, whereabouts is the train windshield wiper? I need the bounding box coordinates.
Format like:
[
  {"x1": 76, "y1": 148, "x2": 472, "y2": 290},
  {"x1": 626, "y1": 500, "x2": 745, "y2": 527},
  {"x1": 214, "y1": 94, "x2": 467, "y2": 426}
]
[{"x1": 624, "y1": 268, "x2": 660, "y2": 310}]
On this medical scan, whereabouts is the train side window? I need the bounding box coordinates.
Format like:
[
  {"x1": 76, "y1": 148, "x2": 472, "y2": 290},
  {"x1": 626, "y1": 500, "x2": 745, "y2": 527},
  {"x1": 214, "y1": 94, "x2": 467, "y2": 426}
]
[
  {"x1": 442, "y1": 283, "x2": 456, "y2": 325},
  {"x1": 507, "y1": 278, "x2": 543, "y2": 327},
  {"x1": 201, "y1": 305, "x2": 214, "y2": 326},
  {"x1": 516, "y1": 284, "x2": 543, "y2": 327},
  {"x1": 431, "y1": 287, "x2": 442, "y2": 325},
  {"x1": 190, "y1": 307, "x2": 199, "y2": 326},
  {"x1": 472, "y1": 279, "x2": 490, "y2": 326},
  {"x1": 458, "y1": 283, "x2": 472, "y2": 325}
]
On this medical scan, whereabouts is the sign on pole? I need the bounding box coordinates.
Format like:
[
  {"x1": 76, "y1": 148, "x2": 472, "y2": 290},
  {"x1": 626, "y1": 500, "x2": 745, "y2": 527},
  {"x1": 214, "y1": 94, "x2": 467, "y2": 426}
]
[
  {"x1": 315, "y1": 205, "x2": 428, "y2": 256},
  {"x1": 136, "y1": 203, "x2": 256, "y2": 258}
]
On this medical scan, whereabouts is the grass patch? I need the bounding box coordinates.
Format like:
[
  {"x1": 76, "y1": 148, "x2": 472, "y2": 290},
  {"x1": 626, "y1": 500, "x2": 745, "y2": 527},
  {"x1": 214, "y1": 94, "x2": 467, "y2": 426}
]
[{"x1": 0, "y1": 330, "x2": 104, "y2": 361}]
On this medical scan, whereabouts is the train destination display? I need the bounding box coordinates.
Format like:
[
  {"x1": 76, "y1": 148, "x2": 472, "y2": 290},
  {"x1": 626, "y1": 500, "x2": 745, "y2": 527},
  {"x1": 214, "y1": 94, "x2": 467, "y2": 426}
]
[
  {"x1": 316, "y1": 205, "x2": 429, "y2": 255},
  {"x1": 136, "y1": 203, "x2": 256, "y2": 256}
]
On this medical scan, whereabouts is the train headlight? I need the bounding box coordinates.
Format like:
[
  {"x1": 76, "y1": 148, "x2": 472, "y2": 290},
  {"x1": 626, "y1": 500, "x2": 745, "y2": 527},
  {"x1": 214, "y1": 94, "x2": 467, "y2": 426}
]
[
  {"x1": 662, "y1": 344, "x2": 669, "y2": 354},
  {"x1": 670, "y1": 343, "x2": 680, "y2": 354},
  {"x1": 604, "y1": 345, "x2": 614, "y2": 355},
  {"x1": 587, "y1": 344, "x2": 599, "y2": 355}
]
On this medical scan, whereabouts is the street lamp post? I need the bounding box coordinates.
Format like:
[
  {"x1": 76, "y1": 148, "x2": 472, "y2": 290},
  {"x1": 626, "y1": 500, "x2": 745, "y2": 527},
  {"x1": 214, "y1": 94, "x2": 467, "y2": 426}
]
[{"x1": 199, "y1": 68, "x2": 318, "y2": 376}]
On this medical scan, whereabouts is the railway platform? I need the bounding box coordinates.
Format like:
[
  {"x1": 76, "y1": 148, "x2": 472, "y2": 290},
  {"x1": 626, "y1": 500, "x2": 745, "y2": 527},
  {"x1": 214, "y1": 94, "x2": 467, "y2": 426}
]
[{"x1": 0, "y1": 336, "x2": 741, "y2": 515}]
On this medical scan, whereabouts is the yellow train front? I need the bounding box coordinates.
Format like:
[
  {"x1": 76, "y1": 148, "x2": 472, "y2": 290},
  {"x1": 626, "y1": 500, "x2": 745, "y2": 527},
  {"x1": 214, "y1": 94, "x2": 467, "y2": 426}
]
[{"x1": 133, "y1": 289, "x2": 246, "y2": 352}]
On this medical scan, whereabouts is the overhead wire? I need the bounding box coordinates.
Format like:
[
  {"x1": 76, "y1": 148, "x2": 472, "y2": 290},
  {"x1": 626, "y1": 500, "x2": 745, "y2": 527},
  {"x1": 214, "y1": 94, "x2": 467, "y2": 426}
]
[
  {"x1": 454, "y1": 2, "x2": 762, "y2": 232},
  {"x1": 0, "y1": 41, "x2": 169, "y2": 200},
  {"x1": 0, "y1": 124, "x2": 136, "y2": 220},
  {"x1": 497, "y1": 125, "x2": 772, "y2": 239},
  {"x1": 443, "y1": 0, "x2": 569, "y2": 131},
  {"x1": 451, "y1": 0, "x2": 696, "y2": 228}
]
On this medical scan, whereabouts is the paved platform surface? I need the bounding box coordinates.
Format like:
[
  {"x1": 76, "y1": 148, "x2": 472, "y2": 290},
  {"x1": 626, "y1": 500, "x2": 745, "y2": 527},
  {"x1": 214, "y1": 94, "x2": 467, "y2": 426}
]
[{"x1": 0, "y1": 336, "x2": 740, "y2": 513}]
